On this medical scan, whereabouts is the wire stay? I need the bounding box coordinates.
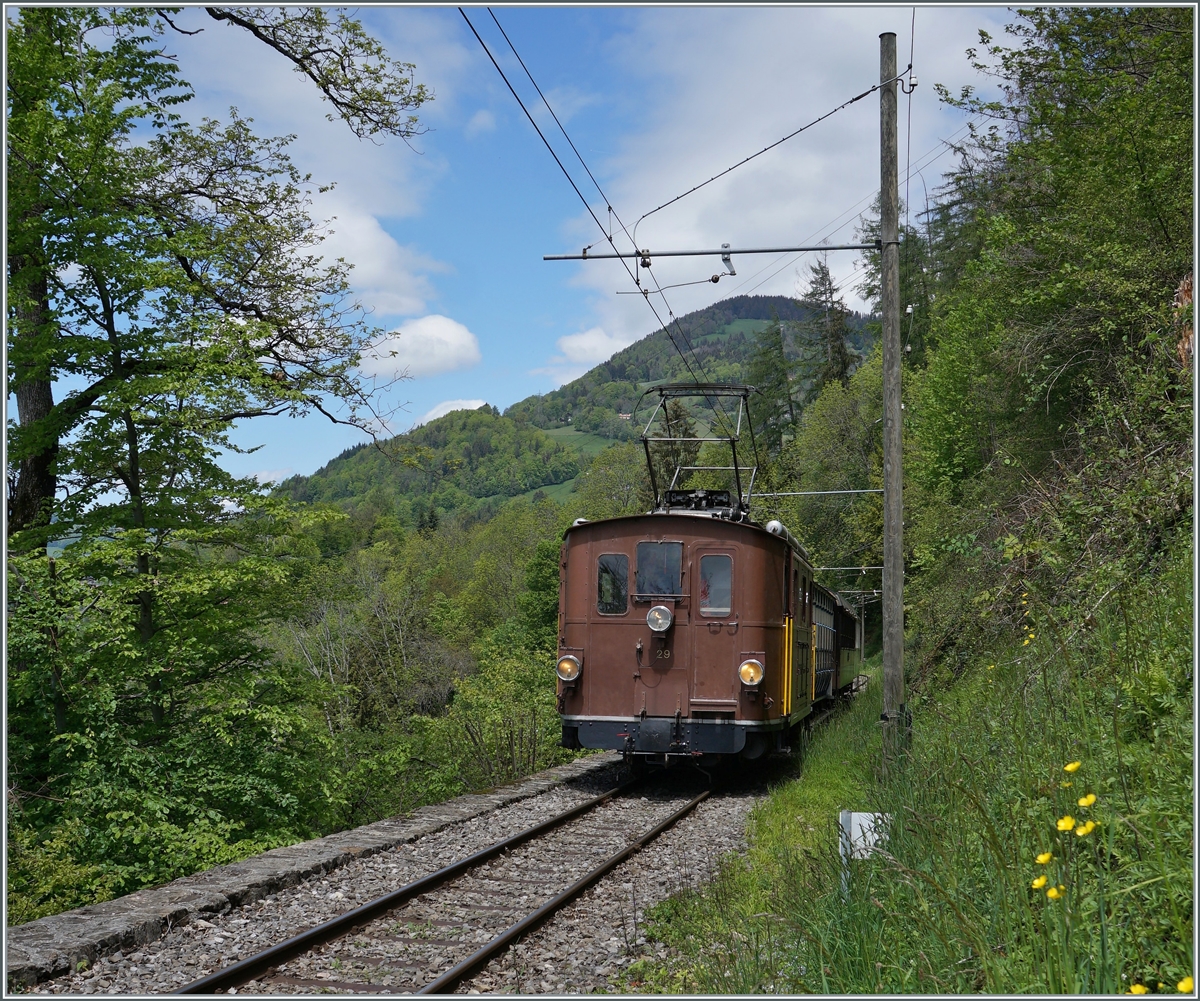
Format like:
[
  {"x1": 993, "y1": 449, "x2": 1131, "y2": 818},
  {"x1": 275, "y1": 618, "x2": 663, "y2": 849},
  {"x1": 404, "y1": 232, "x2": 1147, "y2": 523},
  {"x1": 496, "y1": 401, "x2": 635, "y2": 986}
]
[{"x1": 632, "y1": 62, "x2": 912, "y2": 241}]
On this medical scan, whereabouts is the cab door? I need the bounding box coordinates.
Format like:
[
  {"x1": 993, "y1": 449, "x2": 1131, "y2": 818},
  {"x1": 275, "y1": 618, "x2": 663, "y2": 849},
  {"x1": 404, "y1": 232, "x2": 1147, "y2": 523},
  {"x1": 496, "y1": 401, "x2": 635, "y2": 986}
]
[
  {"x1": 687, "y1": 548, "x2": 739, "y2": 714},
  {"x1": 632, "y1": 540, "x2": 689, "y2": 717}
]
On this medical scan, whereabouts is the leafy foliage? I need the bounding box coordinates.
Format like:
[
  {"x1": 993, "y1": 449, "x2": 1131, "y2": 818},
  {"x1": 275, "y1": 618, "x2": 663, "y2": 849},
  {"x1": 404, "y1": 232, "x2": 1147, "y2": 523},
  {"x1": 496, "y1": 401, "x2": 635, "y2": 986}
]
[
  {"x1": 746, "y1": 321, "x2": 797, "y2": 456},
  {"x1": 202, "y1": 7, "x2": 431, "y2": 140},
  {"x1": 571, "y1": 442, "x2": 653, "y2": 520},
  {"x1": 7, "y1": 6, "x2": 426, "y2": 543}
]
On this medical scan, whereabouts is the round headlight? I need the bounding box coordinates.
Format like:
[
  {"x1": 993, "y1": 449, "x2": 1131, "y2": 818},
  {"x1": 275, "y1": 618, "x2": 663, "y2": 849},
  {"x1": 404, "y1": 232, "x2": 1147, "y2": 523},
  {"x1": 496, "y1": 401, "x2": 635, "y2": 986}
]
[
  {"x1": 556, "y1": 655, "x2": 581, "y2": 682},
  {"x1": 738, "y1": 659, "x2": 764, "y2": 685},
  {"x1": 646, "y1": 605, "x2": 673, "y2": 632}
]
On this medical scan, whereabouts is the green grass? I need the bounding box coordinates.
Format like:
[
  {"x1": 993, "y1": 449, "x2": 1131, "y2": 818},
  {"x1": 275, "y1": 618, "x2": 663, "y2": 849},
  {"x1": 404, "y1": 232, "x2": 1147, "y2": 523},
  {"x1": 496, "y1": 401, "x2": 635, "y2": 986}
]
[
  {"x1": 624, "y1": 667, "x2": 884, "y2": 994},
  {"x1": 722, "y1": 319, "x2": 773, "y2": 337},
  {"x1": 624, "y1": 542, "x2": 1193, "y2": 995},
  {"x1": 513, "y1": 477, "x2": 578, "y2": 504},
  {"x1": 540, "y1": 427, "x2": 622, "y2": 457}
]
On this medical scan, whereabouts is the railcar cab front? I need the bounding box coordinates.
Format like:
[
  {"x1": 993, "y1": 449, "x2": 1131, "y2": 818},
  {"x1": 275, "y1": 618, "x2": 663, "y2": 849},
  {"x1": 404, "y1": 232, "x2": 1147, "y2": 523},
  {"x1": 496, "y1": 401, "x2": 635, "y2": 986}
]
[{"x1": 556, "y1": 494, "x2": 835, "y2": 764}]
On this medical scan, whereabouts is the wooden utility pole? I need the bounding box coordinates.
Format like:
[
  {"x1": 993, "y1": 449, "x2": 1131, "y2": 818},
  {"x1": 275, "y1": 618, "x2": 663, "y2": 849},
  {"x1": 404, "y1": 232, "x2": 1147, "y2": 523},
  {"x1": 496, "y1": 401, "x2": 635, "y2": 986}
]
[{"x1": 880, "y1": 31, "x2": 905, "y2": 761}]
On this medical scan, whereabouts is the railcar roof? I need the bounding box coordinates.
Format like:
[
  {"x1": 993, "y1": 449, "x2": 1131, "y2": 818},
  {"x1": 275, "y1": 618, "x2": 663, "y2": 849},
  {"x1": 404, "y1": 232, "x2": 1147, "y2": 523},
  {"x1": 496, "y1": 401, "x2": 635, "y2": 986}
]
[{"x1": 564, "y1": 510, "x2": 812, "y2": 562}]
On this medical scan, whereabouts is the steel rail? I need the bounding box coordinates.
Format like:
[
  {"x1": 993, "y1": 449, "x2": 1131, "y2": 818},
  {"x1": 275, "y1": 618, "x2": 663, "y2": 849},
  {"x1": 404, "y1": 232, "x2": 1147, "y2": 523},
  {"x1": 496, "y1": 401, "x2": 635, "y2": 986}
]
[
  {"x1": 173, "y1": 777, "x2": 641, "y2": 995},
  {"x1": 416, "y1": 787, "x2": 712, "y2": 995}
]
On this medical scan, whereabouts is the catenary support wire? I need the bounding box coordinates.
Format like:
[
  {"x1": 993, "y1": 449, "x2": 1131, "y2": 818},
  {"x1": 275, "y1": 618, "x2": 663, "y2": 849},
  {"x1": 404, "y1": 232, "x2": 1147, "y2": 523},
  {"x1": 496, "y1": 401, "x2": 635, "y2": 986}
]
[{"x1": 633, "y1": 62, "x2": 913, "y2": 243}]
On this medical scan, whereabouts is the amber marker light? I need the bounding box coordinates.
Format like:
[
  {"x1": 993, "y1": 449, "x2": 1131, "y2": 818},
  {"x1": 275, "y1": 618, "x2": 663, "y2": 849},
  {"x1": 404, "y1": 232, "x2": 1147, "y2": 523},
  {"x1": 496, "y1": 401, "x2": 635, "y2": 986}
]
[
  {"x1": 556, "y1": 655, "x2": 581, "y2": 682},
  {"x1": 738, "y1": 659, "x2": 764, "y2": 685},
  {"x1": 646, "y1": 605, "x2": 673, "y2": 632}
]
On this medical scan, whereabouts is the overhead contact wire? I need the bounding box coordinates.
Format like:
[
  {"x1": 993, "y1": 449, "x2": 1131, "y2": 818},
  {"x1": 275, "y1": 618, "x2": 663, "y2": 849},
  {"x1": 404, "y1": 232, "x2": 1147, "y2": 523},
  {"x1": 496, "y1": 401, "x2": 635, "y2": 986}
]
[
  {"x1": 488, "y1": 8, "x2": 733, "y2": 433},
  {"x1": 458, "y1": 8, "x2": 708, "y2": 390},
  {"x1": 733, "y1": 118, "x2": 971, "y2": 299}
]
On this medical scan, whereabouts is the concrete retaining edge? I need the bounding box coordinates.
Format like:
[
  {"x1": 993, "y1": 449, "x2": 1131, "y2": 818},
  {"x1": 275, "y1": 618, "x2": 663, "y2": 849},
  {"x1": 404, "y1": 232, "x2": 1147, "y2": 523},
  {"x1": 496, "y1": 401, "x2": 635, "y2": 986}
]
[{"x1": 6, "y1": 751, "x2": 620, "y2": 989}]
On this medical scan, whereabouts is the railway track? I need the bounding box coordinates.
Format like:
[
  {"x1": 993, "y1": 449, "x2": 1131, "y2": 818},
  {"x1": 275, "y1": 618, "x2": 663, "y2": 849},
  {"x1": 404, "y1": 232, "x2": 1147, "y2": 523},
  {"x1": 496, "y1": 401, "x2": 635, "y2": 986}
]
[
  {"x1": 169, "y1": 692, "x2": 867, "y2": 996},
  {"x1": 174, "y1": 776, "x2": 711, "y2": 995}
]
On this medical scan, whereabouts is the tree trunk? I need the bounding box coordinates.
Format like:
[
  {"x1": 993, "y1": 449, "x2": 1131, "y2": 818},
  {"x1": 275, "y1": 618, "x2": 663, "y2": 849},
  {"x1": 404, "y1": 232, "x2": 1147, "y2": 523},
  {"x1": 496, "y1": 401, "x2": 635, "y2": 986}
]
[{"x1": 8, "y1": 265, "x2": 58, "y2": 536}]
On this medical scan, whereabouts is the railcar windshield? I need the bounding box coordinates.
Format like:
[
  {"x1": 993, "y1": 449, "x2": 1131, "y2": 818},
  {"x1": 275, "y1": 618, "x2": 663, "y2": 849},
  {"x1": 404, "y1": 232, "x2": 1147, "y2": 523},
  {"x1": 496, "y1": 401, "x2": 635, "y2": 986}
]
[
  {"x1": 596, "y1": 554, "x2": 628, "y2": 614},
  {"x1": 699, "y1": 554, "x2": 732, "y2": 616},
  {"x1": 635, "y1": 541, "x2": 683, "y2": 598}
]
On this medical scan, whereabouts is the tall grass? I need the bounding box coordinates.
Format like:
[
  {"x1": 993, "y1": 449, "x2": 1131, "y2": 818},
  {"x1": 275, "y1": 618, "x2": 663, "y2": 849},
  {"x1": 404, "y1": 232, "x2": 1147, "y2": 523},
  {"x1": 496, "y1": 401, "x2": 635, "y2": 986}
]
[{"x1": 629, "y1": 542, "x2": 1192, "y2": 994}]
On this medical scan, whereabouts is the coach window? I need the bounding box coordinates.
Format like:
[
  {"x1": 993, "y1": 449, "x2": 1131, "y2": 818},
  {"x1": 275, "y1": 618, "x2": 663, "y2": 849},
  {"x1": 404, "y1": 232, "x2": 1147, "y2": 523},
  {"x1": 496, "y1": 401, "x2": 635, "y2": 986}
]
[
  {"x1": 597, "y1": 554, "x2": 629, "y2": 615},
  {"x1": 636, "y1": 541, "x2": 683, "y2": 598},
  {"x1": 699, "y1": 555, "x2": 732, "y2": 616}
]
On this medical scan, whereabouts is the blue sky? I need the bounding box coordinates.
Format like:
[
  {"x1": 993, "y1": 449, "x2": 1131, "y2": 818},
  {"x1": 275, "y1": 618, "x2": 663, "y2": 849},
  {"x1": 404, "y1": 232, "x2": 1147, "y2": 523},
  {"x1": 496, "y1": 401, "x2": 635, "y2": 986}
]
[{"x1": 40, "y1": 6, "x2": 1011, "y2": 484}]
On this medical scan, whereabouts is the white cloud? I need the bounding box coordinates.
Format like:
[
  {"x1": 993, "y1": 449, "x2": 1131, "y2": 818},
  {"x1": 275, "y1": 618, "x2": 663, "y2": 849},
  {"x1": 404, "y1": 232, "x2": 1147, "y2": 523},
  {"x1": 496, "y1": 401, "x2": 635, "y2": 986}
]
[
  {"x1": 253, "y1": 468, "x2": 293, "y2": 484},
  {"x1": 557, "y1": 326, "x2": 635, "y2": 365},
  {"x1": 414, "y1": 399, "x2": 488, "y2": 427},
  {"x1": 465, "y1": 108, "x2": 496, "y2": 137},
  {"x1": 316, "y1": 199, "x2": 447, "y2": 319},
  {"x1": 533, "y1": 325, "x2": 637, "y2": 386},
  {"x1": 361, "y1": 315, "x2": 482, "y2": 379},
  {"x1": 531, "y1": 85, "x2": 599, "y2": 127}
]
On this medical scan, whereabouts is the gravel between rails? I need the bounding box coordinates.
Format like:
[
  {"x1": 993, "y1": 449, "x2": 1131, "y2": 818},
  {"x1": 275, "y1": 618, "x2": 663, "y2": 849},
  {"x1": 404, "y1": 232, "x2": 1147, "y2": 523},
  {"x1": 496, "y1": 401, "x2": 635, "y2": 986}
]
[
  {"x1": 452, "y1": 783, "x2": 762, "y2": 996},
  {"x1": 243, "y1": 783, "x2": 714, "y2": 995}
]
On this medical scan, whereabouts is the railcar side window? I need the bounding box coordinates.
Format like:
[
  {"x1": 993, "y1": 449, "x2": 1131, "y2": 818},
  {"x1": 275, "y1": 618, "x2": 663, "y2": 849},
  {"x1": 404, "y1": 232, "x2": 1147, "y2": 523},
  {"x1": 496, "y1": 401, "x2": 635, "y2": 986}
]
[
  {"x1": 597, "y1": 554, "x2": 629, "y2": 615},
  {"x1": 636, "y1": 541, "x2": 683, "y2": 597},
  {"x1": 699, "y1": 555, "x2": 732, "y2": 616}
]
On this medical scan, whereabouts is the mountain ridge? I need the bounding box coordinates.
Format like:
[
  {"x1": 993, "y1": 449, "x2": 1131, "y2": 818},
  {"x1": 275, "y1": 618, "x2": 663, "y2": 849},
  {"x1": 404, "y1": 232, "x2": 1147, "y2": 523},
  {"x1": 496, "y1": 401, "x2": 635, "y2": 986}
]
[{"x1": 504, "y1": 293, "x2": 872, "y2": 438}]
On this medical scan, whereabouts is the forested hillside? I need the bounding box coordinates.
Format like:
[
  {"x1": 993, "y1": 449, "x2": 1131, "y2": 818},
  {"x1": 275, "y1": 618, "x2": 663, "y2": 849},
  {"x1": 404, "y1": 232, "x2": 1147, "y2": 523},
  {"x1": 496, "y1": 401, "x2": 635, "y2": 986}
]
[
  {"x1": 276, "y1": 407, "x2": 580, "y2": 535},
  {"x1": 505, "y1": 293, "x2": 872, "y2": 438}
]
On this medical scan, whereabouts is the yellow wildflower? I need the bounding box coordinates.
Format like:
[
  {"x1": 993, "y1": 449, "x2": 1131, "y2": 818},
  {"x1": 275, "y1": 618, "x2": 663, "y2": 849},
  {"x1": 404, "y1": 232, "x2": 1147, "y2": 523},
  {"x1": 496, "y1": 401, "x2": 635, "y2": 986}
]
[
  {"x1": 1064, "y1": 760, "x2": 1082, "y2": 773},
  {"x1": 1031, "y1": 875, "x2": 1047, "y2": 889},
  {"x1": 1078, "y1": 793, "x2": 1097, "y2": 808},
  {"x1": 1130, "y1": 985, "x2": 1150, "y2": 995},
  {"x1": 1057, "y1": 815, "x2": 1076, "y2": 831},
  {"x1": 988, "y1": 664, "x2": 995, "y2": 670},
  {"x1": 1178, "y1": 976, "x2": 1194, "y2": 993},
  {"x1": 1075, "y1": 820, "x2": 1096, "y2": 837},
  {"x1": 1028, "y1": 632, "x2": 1036, "y2": 639},
  {"x1": 1022, "y1": 592, "x2": 1028, "y2": 597},
  {"x1": 1023, "y1": 639, "x2": 1031, "y2": 646},
  {"x1": 1036, "y1": 851, "x2": 1053, "y2": 864},
  {"x1": 1046, "y1": 886, "x2": 1062, "y2": 900}
]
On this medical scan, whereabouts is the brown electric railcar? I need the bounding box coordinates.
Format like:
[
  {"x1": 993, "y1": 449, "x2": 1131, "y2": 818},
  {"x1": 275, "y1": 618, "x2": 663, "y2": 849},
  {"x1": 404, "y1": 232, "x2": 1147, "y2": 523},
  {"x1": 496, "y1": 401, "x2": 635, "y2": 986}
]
[{"x1": 555, "y1": 499, "x2": 862, "y2": 763}]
